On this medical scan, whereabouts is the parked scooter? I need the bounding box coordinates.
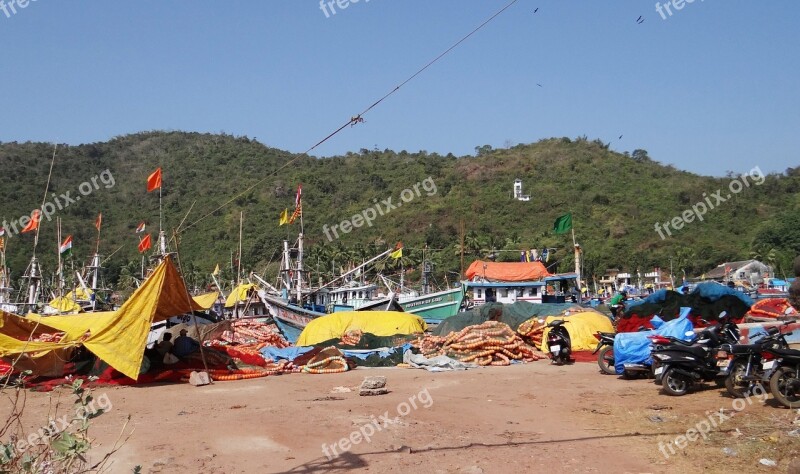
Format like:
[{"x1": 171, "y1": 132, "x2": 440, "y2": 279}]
[
  {"x1": 651, "y1": 318, "x2": 741, "y2": 396},
  {"x1": 593, "y1": 331, "x2": 616, "y2": 375},
  {"x1": 546, "y1": 319, "x2": 572, "y2": 365},
  {"x1": 762, "y1": 344, "x2": 800, "y2": 408},
  {"x1": 720, "y1": 323, "x2": 792, "y2": 398}
]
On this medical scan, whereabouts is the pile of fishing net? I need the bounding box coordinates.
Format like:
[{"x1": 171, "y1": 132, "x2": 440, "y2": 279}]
[
  {"x1": 618, "y1": 284, "x2": 753, "y2": 333},
  {"x1": 217, "y1": 320, "x2": 290, "y2": 347},
  {"x1": 433, "y1": 302, "x2": 583, "y2": 336},
  {"x1": 747, "y1": 298, "x2": 798, "y2": 320},
  {"x1": 516, "y1": 318, "x2": 547, "y2": 347},
  {"x1": 31, "y1": 332, "x2": 66, "y2": 343},
  {"x1": 207, "y1": 320, "x2": 290, "y2": 367},
  {"x1": 417, "y1": 321, "x2": 545, "y2": 366}
]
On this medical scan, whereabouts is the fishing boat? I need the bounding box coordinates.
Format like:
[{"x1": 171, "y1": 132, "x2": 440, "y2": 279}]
[
  {"x1": 380, "y1": 259, "x2": 465, "y2": 324},
  {"x1": 462, "y1": 260, "x2": 581, "y2": 306},
  {"x1": 257, "y1": 236, "x2": 403, "y2": 343},
  {"x1": 398, "y1": 286, "x2": 465, "y2": 323}
]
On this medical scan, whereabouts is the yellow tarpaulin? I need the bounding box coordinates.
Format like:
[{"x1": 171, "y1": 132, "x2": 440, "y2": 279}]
[
  {"x1": 539, "y1": 311, "x2": 614, "y2": 352},
  {"x1": 47, "y1": 297, "x2": 82, "y2": 314},
  {"x1": 225, "y1": 284, "x2": 258, "y2": 308},
  {"x1": 193, "y1": 292, "x2": 221, "y2": 310},
  {"x1": 296, "y1": 311, "x2": 427, "y2": 346},
  {"x1": 1, "y1": 256, "x2": 203, "y2": 380},
  {"x1": 66, "y1": 288, "x2": 93, "y2": 301}
]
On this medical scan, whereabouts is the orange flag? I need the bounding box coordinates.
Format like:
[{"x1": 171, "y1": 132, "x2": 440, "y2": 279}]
[
  {"x1": 138, "y1": 234, "x2": 152, "y2": 253},
  {"x1": 147, "y1": 168, "x2": 162, "y2": 192},
  {"x1": 21, "y1": 210, "x2": 42, "y2": 233},
  {"x1": 95, "y1": 213, "x2": 102, "y2": 232}
]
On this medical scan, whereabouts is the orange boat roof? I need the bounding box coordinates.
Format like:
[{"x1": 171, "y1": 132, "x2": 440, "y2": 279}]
[{"x1": 465, "y1": 260, "x2": 552, "y2": 282}]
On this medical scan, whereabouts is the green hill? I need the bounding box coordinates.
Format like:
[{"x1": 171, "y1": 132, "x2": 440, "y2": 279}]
[{"x1": 1, "y1": 132, "x2": 798, "y2": 292}]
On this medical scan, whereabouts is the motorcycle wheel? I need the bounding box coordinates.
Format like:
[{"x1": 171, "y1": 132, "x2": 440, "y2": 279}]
[
  {"x1": 769, "y1": 367, "x2": 800, "y2": 408},
  {"x1": 597, "y1": 345, "x2": 616, "y2": 375},
  {"x1": 662, "y1": 368, "x2": 690, "y2": 396},
  {"x1": 724, "y1": 361, "x2": 751, "y2": 398}
]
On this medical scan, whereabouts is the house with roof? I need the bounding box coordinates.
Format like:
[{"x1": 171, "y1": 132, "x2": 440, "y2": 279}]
[{"x1": 702, "y1": 260, "x2": 773, "y2": 285}]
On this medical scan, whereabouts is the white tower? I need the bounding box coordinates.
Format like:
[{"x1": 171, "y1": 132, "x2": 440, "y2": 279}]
[{"x1": 513, "y1": 179, "x2": 530, "y2": 201}]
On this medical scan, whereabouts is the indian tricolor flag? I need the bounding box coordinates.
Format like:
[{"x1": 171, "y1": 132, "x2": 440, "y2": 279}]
[
  {"x1": 60, "y1": 235, "x2": 73, "y2": 255},
  {"x1": 135, "y1": 221, "x2": 146, "y2": 233}
]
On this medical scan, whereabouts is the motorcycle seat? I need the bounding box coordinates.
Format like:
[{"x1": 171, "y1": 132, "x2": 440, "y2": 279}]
[
  {"x1": 767, "y1": 347, "x2": 800, "y2": 358},
  {"x1": 656, "y1": 344, "x2": 709, "y2": 359},
  {"x1": 729, "y1": 344, "x2": 760, "y2": 355}
]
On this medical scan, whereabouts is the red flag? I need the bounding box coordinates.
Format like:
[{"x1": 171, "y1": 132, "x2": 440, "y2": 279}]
[
  {"x1": 95, "y1": 213, "x2": 102, "y2": 232},
  {"x1": 147, "y1": 168, "x2": 162, "y2": 192},
  {"x1": 138, "y1": 234, "x2": 152, "y2": 253},
  {"x1": 21, "y1": 210, "x2": 42, "y2": 233}
]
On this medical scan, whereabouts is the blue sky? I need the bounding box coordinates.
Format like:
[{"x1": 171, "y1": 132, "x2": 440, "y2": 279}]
[{"x1": 1, "y1": 0, "x2": 797, "y2": 176}]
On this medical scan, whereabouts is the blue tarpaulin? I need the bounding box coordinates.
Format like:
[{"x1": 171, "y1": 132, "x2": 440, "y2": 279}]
[{"x1": 613, "y1": 308, "x2": 695, "y2": 374}]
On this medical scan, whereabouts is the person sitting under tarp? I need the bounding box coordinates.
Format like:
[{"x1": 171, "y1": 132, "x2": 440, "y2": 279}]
[
  {"x1": 156, "y1": 333, "x2": 173, "y2": 357},
  {"x1": 173, "y1": 329, "x2": 200, "y2": 358}
]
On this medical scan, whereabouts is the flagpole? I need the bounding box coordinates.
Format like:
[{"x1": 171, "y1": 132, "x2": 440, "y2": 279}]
[
  {"x1": 159, "y1": 184, "x2": 163, "y2": 235},
  {"x1": 56, "y1": 218, "x2": 63, "y2": 299}
]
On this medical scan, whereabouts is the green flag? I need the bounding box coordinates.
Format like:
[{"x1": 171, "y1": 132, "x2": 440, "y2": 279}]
[{"x1": 553, "y1": 213, "x2": 572, "y2": 234}]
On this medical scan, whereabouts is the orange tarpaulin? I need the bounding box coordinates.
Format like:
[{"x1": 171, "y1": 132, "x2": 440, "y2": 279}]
[{"x1": 465, "y1": 260, "x2": 551, "y2": 282}]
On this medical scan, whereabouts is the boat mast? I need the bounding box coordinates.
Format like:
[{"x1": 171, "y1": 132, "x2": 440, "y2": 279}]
[
  {"x1": 0, "y1": 236, "x2": 10, "y2": 305},
  {"x1": 237, "y1": 211, "x2": 243, "y2": 287},
  {"x1": 296, "y1": 195, "x2": 305, "y2": 305}
]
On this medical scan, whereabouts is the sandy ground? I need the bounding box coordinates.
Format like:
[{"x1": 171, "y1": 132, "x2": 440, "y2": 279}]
[{"x1": 11, "y1": 360, "x2": 800, "y2": 474}]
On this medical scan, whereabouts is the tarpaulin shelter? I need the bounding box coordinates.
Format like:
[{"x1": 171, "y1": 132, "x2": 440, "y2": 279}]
[
  {"x1": 296, "y1": 311, "x2": 426, "y2": 346},
  {"x1": 539, "y1": 311, "x2": 615, "y2": 352},
  {"x1": 225, "y1": 284, "x2": 258, "y2": 308},
  {"x1": 193, "y1": 291, "x2": 221, "y2": 310},
  {"x1": 0, "y1": 256, "x2": 203, "y2": 380},
  {"x1": 433, "y1": 302, "x2": 582, "y2": 336},
  {"x1": 465, "y1": 261, "x2": 551, "y2": 282}
]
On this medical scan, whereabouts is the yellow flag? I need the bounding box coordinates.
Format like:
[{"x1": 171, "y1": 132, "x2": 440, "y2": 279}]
[
  {"x1": 390, "y1": 248, "x2": 403, "y2": 260},
  {"x1": 279, "y1": 208, "x2": 289, "y2": 226},
  {"x1": 212, "y1": 264, "x2": 220, "y2": 276}
]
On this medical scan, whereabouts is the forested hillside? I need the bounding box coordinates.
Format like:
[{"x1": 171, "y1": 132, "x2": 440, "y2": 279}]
[{"x1": 0, "y1": 132, "x2": 797, "y2": 292}]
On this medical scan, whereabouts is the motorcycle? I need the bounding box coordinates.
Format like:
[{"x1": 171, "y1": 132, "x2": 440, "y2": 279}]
[
  {"x1": 720, "y1": 323, "x2": 792, "y2": 398},
  {"x1": 762, "y1": 344, "x2": 800, "y2": 408},
  {"x1": 651, "y1": 318, "x2": 740, "y2": 396},
  {"x1": 593, "y1": 331, "x2": 616, "y2": 375},
  {"x1": 546, "y1": 319, "x2": 572, "y2": 365}
]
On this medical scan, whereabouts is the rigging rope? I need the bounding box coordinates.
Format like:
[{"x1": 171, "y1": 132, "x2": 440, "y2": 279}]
[{"x1": 178, "y1": 0, "x2": 520, "y2": 234}]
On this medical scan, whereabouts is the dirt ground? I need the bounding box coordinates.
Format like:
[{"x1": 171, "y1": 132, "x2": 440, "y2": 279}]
[{"x1": 12, "y1": 360, "x2": 800, "y2": 474}]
